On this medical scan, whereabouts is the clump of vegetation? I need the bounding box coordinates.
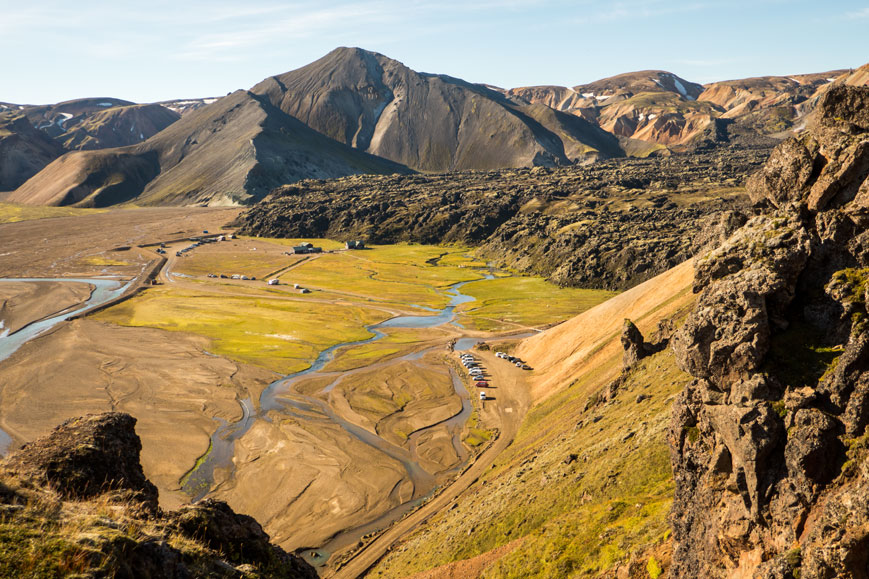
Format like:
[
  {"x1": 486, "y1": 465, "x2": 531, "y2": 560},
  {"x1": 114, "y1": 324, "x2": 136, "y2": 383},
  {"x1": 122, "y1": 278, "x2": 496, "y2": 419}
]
[
  {"x1": 830, "y1": 268, "x2": 869, "y2": 305},
  {"x1": 647, "y1": 555, "x2": 663, "y2": 578},
  {"x1": 0, "y1": 471, "x2": 222, "y2": 577}
]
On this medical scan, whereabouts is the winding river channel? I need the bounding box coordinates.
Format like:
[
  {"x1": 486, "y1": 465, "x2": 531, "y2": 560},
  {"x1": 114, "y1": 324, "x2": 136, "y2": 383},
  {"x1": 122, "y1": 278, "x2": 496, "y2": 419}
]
[
  {"x1": 0, "y1": 271, "x2": 504, "y2": 566},
  {"x1": 180, "y1": 275, "x2": 493, "y2": 565}
]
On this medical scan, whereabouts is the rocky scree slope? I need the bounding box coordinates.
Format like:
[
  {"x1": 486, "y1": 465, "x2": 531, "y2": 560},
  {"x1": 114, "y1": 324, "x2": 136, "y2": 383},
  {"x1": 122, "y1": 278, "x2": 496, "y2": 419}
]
[
  {"x1": 238, "y1": 146, "x2": 768, "y2": 290},
  {"x1": 0, "y1": 412, "x2": 316, "y2": 578},
  {"x1": 669, "y1": 84, "x2": 869, "y2": 577},
  {"x1": 7, "y1": 90, "x2": 408, "y2": 207}
]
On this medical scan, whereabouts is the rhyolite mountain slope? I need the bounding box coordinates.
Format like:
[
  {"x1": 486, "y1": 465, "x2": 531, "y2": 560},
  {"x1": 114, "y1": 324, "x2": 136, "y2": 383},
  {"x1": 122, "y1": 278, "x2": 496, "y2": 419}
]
[
  {"x1": 238, "y1": 144, "x2": 768, "y2": 290},
  {"x1": 7, "y1": 89, "x2": 408, "y2": 207},
  {"x1": 0, "y1": 412, "x2": 316, "y2": 578},
  {"x1": 251, "y1": 46, "x2": 624, "y2": 171},
  {"x1": 508, "y1": 67, "x2": 861, "y2": 152},
  {"x1": 669, "y1": 84, "x2": 869, "y2": 577}
]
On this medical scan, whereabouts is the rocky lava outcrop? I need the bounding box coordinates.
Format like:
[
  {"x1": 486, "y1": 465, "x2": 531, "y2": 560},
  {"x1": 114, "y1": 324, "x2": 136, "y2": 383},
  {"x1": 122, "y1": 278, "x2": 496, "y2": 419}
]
[
  {"x1": 669, "y1": 85, "x2": 869, "y2": 577},
  {"x1": 0, "y1": 412, "x2": 316, "y2": 578},
  {"x1": 239, "y1": 146, "x2": 766, "y2": 290}
]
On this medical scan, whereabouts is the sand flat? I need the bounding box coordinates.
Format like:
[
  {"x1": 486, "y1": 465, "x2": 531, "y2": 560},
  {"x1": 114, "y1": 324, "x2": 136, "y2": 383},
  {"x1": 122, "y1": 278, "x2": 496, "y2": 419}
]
[
  {"x1": 0, "y1": 319, "x2": 277, "y2": 508},
  {"x1": 0, "y1": 280, "x2": 94, "y2": 334}
]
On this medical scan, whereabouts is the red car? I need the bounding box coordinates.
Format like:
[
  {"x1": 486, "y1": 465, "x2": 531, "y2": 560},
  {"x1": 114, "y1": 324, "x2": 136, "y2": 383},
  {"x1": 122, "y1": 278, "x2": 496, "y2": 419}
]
[{"x1": 475, "y1": 381, "x2": 489, "y2": 387}]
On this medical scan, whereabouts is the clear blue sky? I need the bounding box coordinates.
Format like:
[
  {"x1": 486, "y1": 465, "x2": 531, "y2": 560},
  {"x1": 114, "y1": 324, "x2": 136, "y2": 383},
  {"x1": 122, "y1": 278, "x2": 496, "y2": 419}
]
[{"x1": 1, "y1": 0, "x2": 867, "y2": 104}]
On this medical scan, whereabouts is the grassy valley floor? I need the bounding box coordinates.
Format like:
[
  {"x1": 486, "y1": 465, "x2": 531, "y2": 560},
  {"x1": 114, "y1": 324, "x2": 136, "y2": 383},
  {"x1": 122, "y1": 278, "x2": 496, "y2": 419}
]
[{"x1": 0, "y1": 207, "x2": 617, "y2": 566}]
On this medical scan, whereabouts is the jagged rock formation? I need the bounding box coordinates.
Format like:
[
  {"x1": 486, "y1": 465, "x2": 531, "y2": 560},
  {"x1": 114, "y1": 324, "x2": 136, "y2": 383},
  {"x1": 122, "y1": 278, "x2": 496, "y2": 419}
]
[
  {"x1": 621, "y1": 319, "x2": 667, "y2": 370},
  {"x1": 669, "y1": 84, "x2": 869, "y2": 578},
  {"x1": 0, "y1": 412, "x2": 316, "y2": 578},
  {"x1": 238, "y1": 146, "x2": 764, "y2": 290},
  {"x1": 5, "y1": 413, "x2": 159, "y2": 504}
]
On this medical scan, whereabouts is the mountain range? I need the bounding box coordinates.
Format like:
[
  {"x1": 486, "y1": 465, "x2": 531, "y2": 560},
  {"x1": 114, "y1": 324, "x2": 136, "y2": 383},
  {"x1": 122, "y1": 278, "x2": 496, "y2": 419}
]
[{"x1": 1, "y1": 48, "x2": 865, "y2": 207}]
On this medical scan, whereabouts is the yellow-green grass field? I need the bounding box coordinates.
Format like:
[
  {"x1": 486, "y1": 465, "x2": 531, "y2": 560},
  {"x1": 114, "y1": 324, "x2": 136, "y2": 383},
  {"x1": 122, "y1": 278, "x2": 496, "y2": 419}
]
[
  {"x1": 93, "y1": 287, "x2": 389, "y2": 374},
  {"x1": 282, "y1": 245, "x2": 486, "y2": 309},
  {"x1": 456, "y1": 277, "x2": 618, "y2": 331},
  {"x1": 240, "y1": 236, "x2": 346, "y2": 251},
  {"x1": 173, "y1": 250, "x2": 308, "y2": 280},
  {"x1": 324, "y1": 327, "x2": 449, "y2": 372},
  {"x1": 0, "y1": 202, "x2": 106, "y2": 224}
]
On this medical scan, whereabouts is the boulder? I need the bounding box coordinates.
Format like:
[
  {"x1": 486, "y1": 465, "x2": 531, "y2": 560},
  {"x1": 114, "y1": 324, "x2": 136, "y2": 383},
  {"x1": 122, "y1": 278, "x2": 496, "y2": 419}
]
[{"x1": 3, "y1": 412, "x2": 158, "y2": 505}]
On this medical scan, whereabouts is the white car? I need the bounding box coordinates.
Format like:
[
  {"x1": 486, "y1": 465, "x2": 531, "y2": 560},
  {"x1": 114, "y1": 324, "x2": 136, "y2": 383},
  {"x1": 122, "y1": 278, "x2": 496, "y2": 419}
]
[{"x1": 479, "y1": 392, "x2": 487, "y2": 400}]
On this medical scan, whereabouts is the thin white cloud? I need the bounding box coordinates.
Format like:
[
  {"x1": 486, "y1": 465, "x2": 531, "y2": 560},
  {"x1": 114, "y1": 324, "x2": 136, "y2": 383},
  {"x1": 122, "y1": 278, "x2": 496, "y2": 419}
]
[{"x1": 847, "y1": 6, "x2": 869, "y2": 18}]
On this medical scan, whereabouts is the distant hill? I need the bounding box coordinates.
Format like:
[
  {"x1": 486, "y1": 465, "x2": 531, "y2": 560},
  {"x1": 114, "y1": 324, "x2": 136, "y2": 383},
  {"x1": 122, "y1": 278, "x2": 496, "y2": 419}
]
[
  {"x1": 251, "y1": 47, "x2": 624, "y2": 171},
  {"x1": 22, "y1": 99, "x2": 181, "y2": 150},
  {"x1": 8, "y1": 90, "x2": 409, "y2": 207},
  {"x1": 157, "y1": 97, "x2": 221, "y2": 116},
  {"x1": 0, "y1": 98, "x2": 180, "y2": 192}
]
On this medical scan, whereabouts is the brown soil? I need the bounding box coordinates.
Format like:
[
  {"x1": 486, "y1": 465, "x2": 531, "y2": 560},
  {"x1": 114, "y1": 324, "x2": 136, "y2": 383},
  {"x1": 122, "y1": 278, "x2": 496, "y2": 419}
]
[
  {"x1": 330, "y1": 347, "x2": 532, "y2": 579},
  {"x1": 0, "y1": 206, "x2": 240, "y2": 278}
]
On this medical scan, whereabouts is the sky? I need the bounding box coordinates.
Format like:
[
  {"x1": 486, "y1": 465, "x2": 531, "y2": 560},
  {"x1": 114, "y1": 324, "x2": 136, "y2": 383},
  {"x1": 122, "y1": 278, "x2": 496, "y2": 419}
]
[{"x1": 1, "y1": 0, "x2": 867, "y2": 104}]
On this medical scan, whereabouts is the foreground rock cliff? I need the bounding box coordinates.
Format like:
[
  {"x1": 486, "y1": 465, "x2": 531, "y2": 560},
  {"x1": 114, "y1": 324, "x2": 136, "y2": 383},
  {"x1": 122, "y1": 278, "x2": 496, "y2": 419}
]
[
  {"x1": 669, "y1": 85, "x2": 869, "y2": 577},
  {"x1": 0, "y1": 412, "x2": 316, "y2": 578}
]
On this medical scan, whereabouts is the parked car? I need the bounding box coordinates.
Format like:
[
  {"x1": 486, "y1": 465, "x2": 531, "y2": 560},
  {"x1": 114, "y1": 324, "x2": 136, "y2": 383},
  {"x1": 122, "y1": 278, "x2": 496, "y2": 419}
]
[{"x1": 480, "y1": 392, "x2": 487, "y2": 400}]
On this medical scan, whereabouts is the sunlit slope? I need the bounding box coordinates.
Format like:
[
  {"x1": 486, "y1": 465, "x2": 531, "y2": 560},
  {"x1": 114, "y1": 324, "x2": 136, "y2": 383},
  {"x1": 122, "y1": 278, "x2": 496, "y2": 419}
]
[
  {"x1": 369, "y1": 259, "x2": 696, "y2": 578},
  {"x1": 518, "y1": 259, "x2": 694, "y2": 401}
]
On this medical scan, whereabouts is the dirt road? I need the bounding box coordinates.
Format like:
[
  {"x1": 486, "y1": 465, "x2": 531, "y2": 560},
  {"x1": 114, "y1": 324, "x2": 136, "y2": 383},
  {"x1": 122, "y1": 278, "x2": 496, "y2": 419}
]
[{"x1": 328, "y1": 348, "x2": 531, "y2": 579}]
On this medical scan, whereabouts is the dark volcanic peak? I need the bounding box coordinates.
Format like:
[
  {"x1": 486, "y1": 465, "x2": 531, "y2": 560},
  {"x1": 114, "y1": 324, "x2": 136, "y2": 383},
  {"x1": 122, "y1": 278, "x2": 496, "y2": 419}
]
[
  {"x1": 0, "y1": 114, "x2": 64, "y2": 191},
  {"x1": 251, "y1": 46, "x2": 624, "y2": 171},
  {"x1": 239, "y1": 144, "x2": 768, "y2": 290}
]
